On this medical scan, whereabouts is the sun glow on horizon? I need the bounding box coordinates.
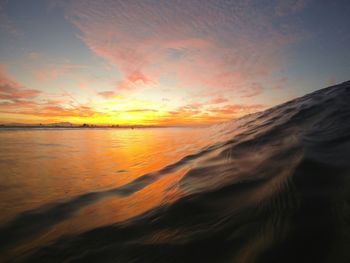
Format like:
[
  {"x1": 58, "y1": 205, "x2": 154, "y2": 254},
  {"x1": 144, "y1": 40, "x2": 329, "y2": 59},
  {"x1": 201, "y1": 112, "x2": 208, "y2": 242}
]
[{"x1": 1, "y1": 1, "x2": 350, "y2": 125}]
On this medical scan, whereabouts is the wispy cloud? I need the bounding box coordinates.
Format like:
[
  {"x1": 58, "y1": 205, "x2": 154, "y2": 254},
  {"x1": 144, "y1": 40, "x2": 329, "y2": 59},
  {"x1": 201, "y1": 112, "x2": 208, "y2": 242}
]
[
  {"x1": 64, "y1": 0, "x2": 303, "y2": 100},
  {"x1": 0, "y1": 65, "x2": 96, "y2": 119},
  {"x1": 32, "y1": 63, "x2": 87, "y2": 81},
  {"x1": 275, "y1": 0, "x2": 311, "y2": 16},
  {"x1": 208, "y1": 104, "x2": 265, "y2": 116},
  {"x1": 240, "y1": 83, "x2": 264, "y2": 98},
  {"x1": 0, "y1": 0, "x2": 314, "y2": 125},
  {"x1": 0, "y1": 102, "x2": 95, "y2": 118},
  {"x1": 0, "y1": 65, "x2": 41, "y2": 101},
  {"x1": 125, "y1": 109, "x2": 158, "y2": 113},
  {"x1": 208, "y1": 96, "x2": 229, "y2": 104},
  {"x1": 98, "y1": 91, "x2": 116, "y2": 99},
  {"x1": 0, "y1": 1, "x2": 19, "y2": 36}
]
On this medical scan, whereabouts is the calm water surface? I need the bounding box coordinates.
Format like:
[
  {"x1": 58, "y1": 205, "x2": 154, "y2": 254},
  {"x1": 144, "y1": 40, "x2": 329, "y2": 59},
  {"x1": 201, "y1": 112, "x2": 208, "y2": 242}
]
[{"x1": 0, "y1": 127, "x2": 218, "y2": 259}]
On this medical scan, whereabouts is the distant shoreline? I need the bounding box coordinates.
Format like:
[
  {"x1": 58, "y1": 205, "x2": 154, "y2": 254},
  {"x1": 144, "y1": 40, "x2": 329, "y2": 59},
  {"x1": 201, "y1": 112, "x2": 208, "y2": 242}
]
[{"x1": 0, "y1": 125, "x2": 205, "y2": 129}]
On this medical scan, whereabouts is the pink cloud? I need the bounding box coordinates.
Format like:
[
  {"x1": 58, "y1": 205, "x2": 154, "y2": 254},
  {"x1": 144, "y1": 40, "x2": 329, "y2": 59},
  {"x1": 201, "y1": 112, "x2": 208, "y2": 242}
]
[
  {"x1": 209, "y1": 104, "x2": 265, "y2": 115},
  {"x1": 273, "y1": 77, "x2": 288, "y2": 89},
  {"x1": 0, "y1": 65, "x2": 41, "y2": 101},
  {"x1": 32, "y1": 64, "x2": 86, "y2": 81},
  {"x1": 240, "y1": 83, "x2": 264, "y2": 98},
  {"x1": 0, "y1": 98, "x2": 95, "y2": 118},
  {"x1": 0, "y1": 65, "x2": 98, "y2": 119},
  {"x1": 208, "y1": 96, "x2": 228, "y2": 104},
  {"x1": 127, "y1": 71, "x2": 152, "y2": 85},
  {"x1": 159, "y1": 103, "x2": 265, "y2": 125},
  {"x1": 181, "y1": 102, "x2": 204, "y2": 110},
  {"x1": 0, "y1": 90, "x2": 40, "y2": 100},
  {"x1": 63, "y1": 0, "x2": 301, "y2": 101},
  {"x1": 98, "y1": 91, "x2": 116, "y2": 99}
]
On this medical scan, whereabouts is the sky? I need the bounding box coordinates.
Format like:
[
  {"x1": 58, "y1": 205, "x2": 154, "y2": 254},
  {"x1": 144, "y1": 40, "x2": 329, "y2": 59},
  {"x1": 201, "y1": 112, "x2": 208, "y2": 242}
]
[{"x1": 0, "y1": 0, "x2": 349, "y2": 126}]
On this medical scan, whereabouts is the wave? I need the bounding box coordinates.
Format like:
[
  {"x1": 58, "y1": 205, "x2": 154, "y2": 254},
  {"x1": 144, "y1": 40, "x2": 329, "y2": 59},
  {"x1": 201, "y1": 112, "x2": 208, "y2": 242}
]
[{"x1": 3, "y1": 81, "x2": 350, "y2": 262}]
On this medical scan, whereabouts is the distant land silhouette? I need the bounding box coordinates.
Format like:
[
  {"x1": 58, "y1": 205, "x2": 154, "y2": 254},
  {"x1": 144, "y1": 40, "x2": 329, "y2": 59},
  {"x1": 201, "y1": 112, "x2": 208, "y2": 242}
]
[{"x1": 0, "y1": 122, "x2": 180, "y2": 129}]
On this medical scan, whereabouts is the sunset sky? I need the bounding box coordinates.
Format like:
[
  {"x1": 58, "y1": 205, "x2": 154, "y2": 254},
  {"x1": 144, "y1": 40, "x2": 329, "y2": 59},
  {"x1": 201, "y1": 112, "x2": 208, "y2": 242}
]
[{"x1": 0, "y1": 0, "x2": 349, "y2": 125}]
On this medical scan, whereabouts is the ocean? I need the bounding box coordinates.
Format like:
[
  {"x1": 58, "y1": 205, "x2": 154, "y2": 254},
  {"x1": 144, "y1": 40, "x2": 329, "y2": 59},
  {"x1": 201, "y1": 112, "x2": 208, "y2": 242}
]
[{"x1": 1, "y1": 81, "x2": 350, "y2": 262}]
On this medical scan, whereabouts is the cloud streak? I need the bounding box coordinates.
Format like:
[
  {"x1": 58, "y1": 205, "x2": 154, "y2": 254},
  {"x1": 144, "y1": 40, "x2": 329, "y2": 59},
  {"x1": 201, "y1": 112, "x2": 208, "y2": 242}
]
[
  {"x1": 0, "y1": 65, "x2": 96, "y2": 120},
  {"x1": 0, "y1": 65, "x2": 41, "y2": 101},
  {"x1": 0, "y1": 0, "x2": 313, "y2": 125},
  {"x1": 64, "y1": 0, "x2": 304, "y2": 99},
  {"x1": 240, "y1": 83, "x2": 264, "y2": 98},
  {"x1": 32, "y1": 63, "x2": 87, "y2": 82}
]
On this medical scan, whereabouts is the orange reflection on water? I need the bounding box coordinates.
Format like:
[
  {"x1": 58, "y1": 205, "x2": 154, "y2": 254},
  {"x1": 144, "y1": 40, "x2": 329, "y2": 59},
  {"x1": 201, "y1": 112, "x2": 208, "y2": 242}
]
[
  {"x1": 0, "y1": 127, "x2": 214, "y2": 260},
  {"x1": 10, "y1": 167, "x2": 190, "y2": 261},
  {"x1": 0, "y1": 128, "x2": 210, "y2": 224}
]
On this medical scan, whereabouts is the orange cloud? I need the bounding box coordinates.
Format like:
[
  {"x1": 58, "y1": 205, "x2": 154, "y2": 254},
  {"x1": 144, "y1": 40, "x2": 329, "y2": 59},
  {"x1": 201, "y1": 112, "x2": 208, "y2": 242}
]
[
  {"x1": 208, "y1": 104, "x2": 265, "y2": 115},
  {"x1": 125, "y1": 109, "x2": 158, "y2": 113},
  {"x1": 98, "y1": 91, "x2": 116, "y2": 99},
  {"x1": 208, "y1": 96, "x2": 228, "y2": 104},
  {"x1": 0, "y1": 65, "x2": 98, "y2": 122},
  {"x1": 1, "y1": 1, "x2": 308, "y2": 126},
  {"x1": 0, "y1": 65, "x2": 41, "y2": 101}
]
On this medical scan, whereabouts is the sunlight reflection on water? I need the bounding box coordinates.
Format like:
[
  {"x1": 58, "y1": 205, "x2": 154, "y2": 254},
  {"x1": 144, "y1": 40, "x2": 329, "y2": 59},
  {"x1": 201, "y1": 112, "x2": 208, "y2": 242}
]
[{"x1": 0, "y1": 128, "x2": 213, "y2": 226}]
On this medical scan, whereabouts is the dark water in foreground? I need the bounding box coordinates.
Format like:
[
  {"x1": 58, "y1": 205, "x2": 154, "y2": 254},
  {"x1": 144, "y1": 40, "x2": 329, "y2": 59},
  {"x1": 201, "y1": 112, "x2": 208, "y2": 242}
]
[{"x1": 1, "y1": 82, "x2": 350, "y2": 262}]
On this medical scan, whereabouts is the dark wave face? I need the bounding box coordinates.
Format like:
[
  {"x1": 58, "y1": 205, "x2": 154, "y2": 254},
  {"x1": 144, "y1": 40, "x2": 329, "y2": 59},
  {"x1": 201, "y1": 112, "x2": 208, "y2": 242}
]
[{"x1": 2, "y1": 81, "x2": 350, "y2": 262}]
